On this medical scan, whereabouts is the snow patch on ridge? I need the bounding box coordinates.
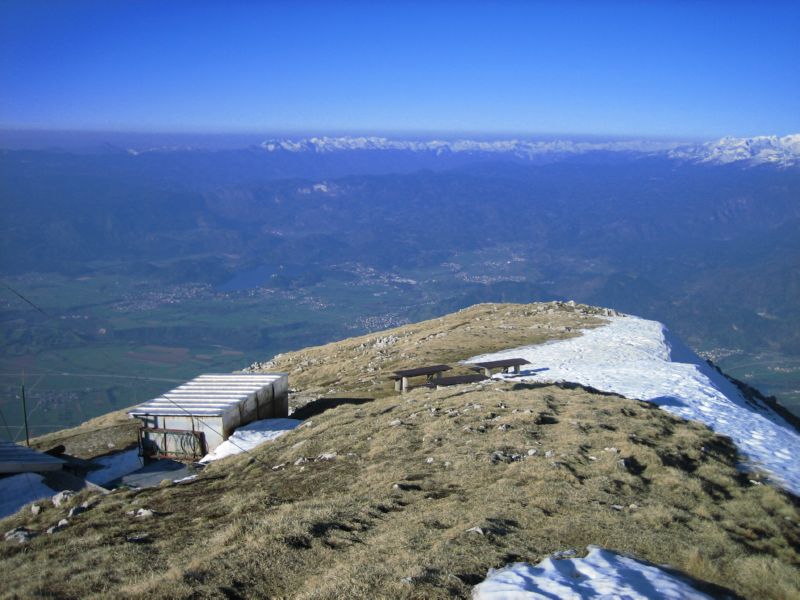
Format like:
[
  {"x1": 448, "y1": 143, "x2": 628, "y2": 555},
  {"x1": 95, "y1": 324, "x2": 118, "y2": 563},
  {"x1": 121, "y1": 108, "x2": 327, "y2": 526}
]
[
  {"x1": 85, "y1": 448, "x2": 143, "y2": 486},
  {"x1": 469, "y1": 314, "x2": 800, "y2": 494},
  {"x1": 473, "y1": 545, "x2": 714, "y2": 599},
  {"x1": 200, "y1": 418, "x2": 301, "y2": 463}
]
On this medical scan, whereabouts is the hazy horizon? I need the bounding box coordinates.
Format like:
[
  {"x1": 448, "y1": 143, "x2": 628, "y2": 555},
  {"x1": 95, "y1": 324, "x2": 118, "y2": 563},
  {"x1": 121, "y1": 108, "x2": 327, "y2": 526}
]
[{"x1": 0, "y1": 127, "x2": 759, "y2": 151}]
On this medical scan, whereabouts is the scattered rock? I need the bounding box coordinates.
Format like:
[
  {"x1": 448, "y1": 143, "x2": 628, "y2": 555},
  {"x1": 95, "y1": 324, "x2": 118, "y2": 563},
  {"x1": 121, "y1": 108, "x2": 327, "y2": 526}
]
[
  {"x1": 30, "y1": 504, "x2": 41, "y2": 516},
  {"x1": 497, "y1": 424, "x2": 511, "y2": 432},
  {"x1": 544, "y1": 450, "x2": 555, "y2": 458},
  {"x1": 4, "y1": 527, "x2": 35, "y2": 544},
  {"x1": 51, "y1": 490, "x2": 75, "y2": 508},
  {"x1": 611, "y1": 504, "x2": 624, "y2": 511},
  {"x1": 389, "y1": 419, "x2": 403, "y2": 427},
  {"x1": 173, "y1": 475, "x2": 198, "y2": 484},
  {"x1": 272, "y1": 463, "x2": 286, "y2": 470},
  {"x1": 588, "y1": 455, "x2": 597, "y2": 461},
  {"x1": 603, "y1": 447, "x2": 619, "y2": 453},
  {"x1": 552, "y1": 549, "x2": 577, "y2": 559},
  {"x1": 426, "y1": 457, "x2": 435, "y2": 464},
  {"x1": 491, "y1": 451, "x2": 523, "y2": 464},
  {"x1": 294, "y1": 457, "x2": 308, "y2": 466},
  {"x1": 67, "y1": 505, "x2": 86, "y2": 518},
  {"x1": 317, "y1": 452, "x2": 337, "y2": 461},
  {"x1": 47, "y1": 519, "x2": 70, "y2": 535},
  {"x1": 466, "y1": 526, "x2": 484, "y2": 535},
  {"x1": 400, "y1": 577, "x2": 414, "y2": 585},
  {"x1": 527, "y1": 449, "x2": 538, "y2": 456},
  {"x1": 126, "y1": 533, "x2": 150, "y2": 543}
]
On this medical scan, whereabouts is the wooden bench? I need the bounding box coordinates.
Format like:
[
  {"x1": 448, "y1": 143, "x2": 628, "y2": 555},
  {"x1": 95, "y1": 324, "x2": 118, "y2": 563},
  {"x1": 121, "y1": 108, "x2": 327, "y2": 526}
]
[
  {"x1": 468, "y1": 358, "x2": 531, "y2": 377},
  {"x1": 390, "y1": 364, "x2": 452, "y2": 392},
  {"x1": 425, "y1": 374, "x2": 488, "y2": 389}
]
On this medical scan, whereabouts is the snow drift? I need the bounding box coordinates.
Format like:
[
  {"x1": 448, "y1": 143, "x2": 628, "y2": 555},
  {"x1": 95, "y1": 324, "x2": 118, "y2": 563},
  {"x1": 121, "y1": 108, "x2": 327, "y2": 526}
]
[
  {"x1": 473, "y1": 545, "x2": 714, "y2": 599},
  {"x1": 470, "y1": 314, "x2": 800, "y2": 495}
]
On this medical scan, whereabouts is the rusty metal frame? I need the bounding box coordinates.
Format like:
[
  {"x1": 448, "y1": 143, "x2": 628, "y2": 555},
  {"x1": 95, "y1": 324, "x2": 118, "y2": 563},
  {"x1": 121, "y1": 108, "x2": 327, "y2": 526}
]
[{"x1": 138, "y1": 426, "x2": 207, "y2": 462}]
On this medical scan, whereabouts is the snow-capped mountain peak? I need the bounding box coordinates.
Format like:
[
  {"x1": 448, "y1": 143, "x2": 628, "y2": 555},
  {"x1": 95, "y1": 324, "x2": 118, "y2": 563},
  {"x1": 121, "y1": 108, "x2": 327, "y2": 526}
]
[
  {"x1": 670, "y1": 134, "x2": 800, "y2": 166},
  {"x1": 259, "y1": 136, "x2": 681, "y2": 158},
  {"x1": 259, "y1": 134, "x2": 800, "y2": 167}
]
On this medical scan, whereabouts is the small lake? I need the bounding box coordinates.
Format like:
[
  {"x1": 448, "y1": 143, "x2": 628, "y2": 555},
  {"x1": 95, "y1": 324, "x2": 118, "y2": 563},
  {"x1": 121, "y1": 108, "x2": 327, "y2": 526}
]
[{"x1": 217, "y1": 265, "x2": 276, "y2": 292}]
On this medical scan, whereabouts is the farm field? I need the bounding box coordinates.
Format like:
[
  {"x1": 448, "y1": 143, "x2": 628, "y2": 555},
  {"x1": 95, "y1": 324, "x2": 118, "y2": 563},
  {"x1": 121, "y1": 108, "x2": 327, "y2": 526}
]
[{"x1": 3, "y1": 244, "x2": 800, "y2": 441}]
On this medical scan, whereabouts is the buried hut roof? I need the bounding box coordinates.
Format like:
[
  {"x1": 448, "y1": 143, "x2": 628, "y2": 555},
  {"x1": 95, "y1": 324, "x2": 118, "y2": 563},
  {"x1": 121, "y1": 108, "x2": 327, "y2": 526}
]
[
  {"x1": 128, "y1": 373, "x2": 287, "y2": 417},
  {"x1": 0, "y1": 440, "x2": 64, "y2": 474}
]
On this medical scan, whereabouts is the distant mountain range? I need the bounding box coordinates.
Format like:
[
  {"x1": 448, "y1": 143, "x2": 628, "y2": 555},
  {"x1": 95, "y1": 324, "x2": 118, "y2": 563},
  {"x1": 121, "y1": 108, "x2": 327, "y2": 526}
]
[
  {"x1": 256, "y1": 133, "x2": 800, "y2": 167},
  {"x1": 5, "y1": 130, "x2": 797, "y2": 167},
  {"x1": 669, "y1": 134, "x2": 800, "y2": 166}
]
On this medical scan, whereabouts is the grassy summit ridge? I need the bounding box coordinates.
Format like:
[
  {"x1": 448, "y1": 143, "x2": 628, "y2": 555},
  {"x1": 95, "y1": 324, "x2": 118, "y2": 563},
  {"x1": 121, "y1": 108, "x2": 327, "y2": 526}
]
[
  {"x1": 3, "y1": 302, "x2": 798, "y2": 599},
  {"x1": 27, "y1": 302, "x2": 602, "y2": 458}
]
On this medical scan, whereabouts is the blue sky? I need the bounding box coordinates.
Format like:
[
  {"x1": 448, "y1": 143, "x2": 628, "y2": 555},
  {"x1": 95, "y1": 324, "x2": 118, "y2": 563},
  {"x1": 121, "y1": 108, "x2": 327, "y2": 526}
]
[{"x1": 1, "y1": 1, "x2": 798, "y2": 138}]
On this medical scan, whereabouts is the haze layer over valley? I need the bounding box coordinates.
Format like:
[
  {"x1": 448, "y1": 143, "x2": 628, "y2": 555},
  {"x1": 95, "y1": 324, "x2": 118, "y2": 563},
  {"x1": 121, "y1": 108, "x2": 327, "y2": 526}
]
[{"x1": 1, "y1": 132, "x2": 799, "y2": 438}]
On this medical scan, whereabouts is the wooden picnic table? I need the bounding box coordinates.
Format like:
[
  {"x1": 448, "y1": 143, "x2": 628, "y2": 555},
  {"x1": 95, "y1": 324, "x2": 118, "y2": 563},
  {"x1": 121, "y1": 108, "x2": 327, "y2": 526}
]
[
  {"x1": 468, "y1": 358, "x2": 530, "y2": 377},
  {"x1": 390, "y1": 364, "x2": 452, "y2": 392}
]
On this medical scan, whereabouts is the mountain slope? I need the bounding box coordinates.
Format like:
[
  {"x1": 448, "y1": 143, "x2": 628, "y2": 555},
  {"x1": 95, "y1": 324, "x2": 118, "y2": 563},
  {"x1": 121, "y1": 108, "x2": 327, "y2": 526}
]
[
  {"x1": 471, "y1": 314, "x2": 800, "y2": 494},
  {"x1": 2, "y1": 302, "x2": 798, "y2": 599}
]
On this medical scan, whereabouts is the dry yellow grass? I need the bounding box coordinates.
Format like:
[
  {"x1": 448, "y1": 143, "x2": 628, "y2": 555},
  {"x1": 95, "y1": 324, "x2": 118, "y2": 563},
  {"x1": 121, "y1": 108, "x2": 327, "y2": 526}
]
[
  {"x1": 3, "y1": 302, "x2": 798, "y2": 599},
  {"x1": 29, "y1": 301, "x2": 603, "y2": 458}
]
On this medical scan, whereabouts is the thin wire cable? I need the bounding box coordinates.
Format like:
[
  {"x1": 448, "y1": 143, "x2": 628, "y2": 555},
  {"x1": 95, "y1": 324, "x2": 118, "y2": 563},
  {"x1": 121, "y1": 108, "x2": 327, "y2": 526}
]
[
  {"x1": 0, "y1": 280, "x2": 52, "y2": 320},
  {"x1": 0, "y1": 405, "x2": 16, "y2": 441},
  {"x1": 0, "y1": 371, "x2": 186, "y2": 383},
  {"x1": 1, "y1": 279, "x2": 91, "y2": 342},
  {"x1": 1, "y1": 280, "x2": 280, "y2": 466}
]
